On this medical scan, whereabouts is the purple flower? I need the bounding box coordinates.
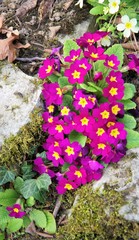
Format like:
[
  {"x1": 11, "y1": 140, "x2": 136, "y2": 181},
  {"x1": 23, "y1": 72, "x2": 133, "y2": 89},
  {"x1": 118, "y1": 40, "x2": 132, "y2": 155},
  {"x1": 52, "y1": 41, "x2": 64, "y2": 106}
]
[
  {"x1": 64, "y1": 49, "x2": 82, "y2": 62},
  {"x1": 66, "y1": 165, "x2": 87, "y2": 186},
  {"x1": 42, "y1": 82, "x2": 63, "y2": 106},
  {"x1": 38, "y1": 58, "x2": 55, "y2": 79},
  {"x1": 6, "y1": 204, "x2": 25, "y2": 218},
  {"x1": 64, "y1": 62, "x2": 86, "y2": 84},
  {"x1": 84, "y1": 45, "x2": 106, "y2": 61},
  {"x1": 103, "y1": 82, "x2": 124, "y2": 102},
  {"x1": 128, "y1": 54, "x2": 139, "y2": 74},
  {"x1": 61, "y1": 138, "x2": 81, "y2": 164},
  {"x1": 47, "y1": 146, "x2": 64, "y2": 167},
  {"x1": 56, "y1": 177, "x2": 77, "y2": 194},
  {"x1": 104, "y1": 54, "x2": 120, "y2": 70},
  {"x1": 76, "y1": 31, "x2": 108, "y2": 47},
  {"x1": 106, "y1": 70, "x2": 124, "y2": 85},
  {"x1": 33, "y1": 157, "x2": 55, "y2": 177}
]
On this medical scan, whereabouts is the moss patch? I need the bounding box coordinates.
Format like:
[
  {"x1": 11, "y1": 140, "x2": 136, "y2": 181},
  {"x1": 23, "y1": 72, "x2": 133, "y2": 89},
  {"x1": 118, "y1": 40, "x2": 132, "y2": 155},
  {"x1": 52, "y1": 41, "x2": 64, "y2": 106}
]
[
  {"x1": 57, "y1": 184, "x2": 139, "y2": 240},
  {"x1": 0, "y1": 108, "x2": 45, "y2": 167}
]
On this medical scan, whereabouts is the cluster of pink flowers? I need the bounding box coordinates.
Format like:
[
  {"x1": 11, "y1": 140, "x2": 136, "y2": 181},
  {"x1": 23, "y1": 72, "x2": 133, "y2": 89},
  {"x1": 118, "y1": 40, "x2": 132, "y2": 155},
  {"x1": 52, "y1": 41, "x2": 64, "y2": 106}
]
[{"x1": 36, "y1": 31, "x2": 127, "y2": 194}]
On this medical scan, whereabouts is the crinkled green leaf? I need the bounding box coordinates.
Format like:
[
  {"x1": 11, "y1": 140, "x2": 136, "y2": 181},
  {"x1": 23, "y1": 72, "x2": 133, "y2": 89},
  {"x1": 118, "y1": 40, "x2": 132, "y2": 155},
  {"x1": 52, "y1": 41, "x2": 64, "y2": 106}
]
[
  {"x1": 21, "y1": 162, "x2": 36, "y2": 180},
  {"x1": 118, "y1": 114, "x2": 136, "y2": 129},
  {"x1": 14, "y1": 177, "x2": 24, "y2": 194},
  {"x1": 36, "y1": 151, "x2": 47, "y2": 160},
  {"x1": 63, "y1": 39, "x2": 79, "y2": 58},
  {"x1": 69, "y1": 131, "x2": 87, "y2": 147},
  {"x1": 122, "y1": 83, "x2": 136, "y2": 100},
  {"x1": 126, "y1": 128, "x2": 139, "y2": 149},
  {"x1": 36, "y1": 174, "x2": 51, "y2": 191},
  {"x1": 47, "y1": 74, "x2": 59, "y2": 83},
  {"x1": 58, "y1": 76, "x2": 69, "y2": 88},
  {"x1": 89, "y1": 5, "x2": 104, "y2": 15},
  {"x1": 7, "y1": 218, "x2": 23, "y2": 233},
  {"x1": 0, "y1": 189, "x2": 19, "y2": 206},
  {"x1": 121, "y1": 99, "x2": 136, "y2": 110},
  {"x1": 0, "y1": 167, "x2": 16, "y2": 185},
  {"x1": 61, "y1": 163, "x2": 70, "y2": 173},
  {"x1": 29, "y1": 209, "x2": 46, "y2": 229},
  {"x1": 79, "y1": 83, "x2": 97, "y2": 92},
  {"x1": 44, "y1": 210, "x2": 56, "y2": 234},
  {"x1": 63, "y1": 94, "x2": 73, "y2": 108},
  {"x1": 0, "y1": 206, "x2": 10, "y2": 231},
  {"x1": 23, "y1": 216, "x2": 31, "y2": 228}
]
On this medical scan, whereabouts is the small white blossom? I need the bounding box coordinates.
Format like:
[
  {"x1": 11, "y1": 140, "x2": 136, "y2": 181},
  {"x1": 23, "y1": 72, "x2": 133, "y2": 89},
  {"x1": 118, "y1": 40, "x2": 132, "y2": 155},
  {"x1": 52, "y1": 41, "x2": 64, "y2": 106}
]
[
  {"x1": 101, "y1": 35, "x2": 111, "y2": 46},
  {"x1": 108, "y1": 0, "x2": 120, "y2": 14},
  {"x1": 98, "y1": 0, "x2": 105, "y2": 3},
  {"x1": 75, "y1": 0, "x2": 84, "y2": 8},
  {"x1": 117, "y1": 15, "x2": 139, "y2": 38}
]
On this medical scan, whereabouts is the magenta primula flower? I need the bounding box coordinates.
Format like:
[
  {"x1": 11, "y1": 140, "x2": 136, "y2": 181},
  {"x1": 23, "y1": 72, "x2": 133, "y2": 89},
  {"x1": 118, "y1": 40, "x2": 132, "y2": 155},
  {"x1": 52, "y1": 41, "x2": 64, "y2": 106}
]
[
  {"x1": 104, "y1": 54, "x2": 120, "y2": 70},
  {"x1": 38, "y1": 58, "x2": 55, "y2": 79},
  {"x1": 61, "y1": 138, "x2": 81, "y2": 164},
  {"x1": 42, "y1": 113, "x2": 59, "y2": 132},
  {"x1": 64, "y1": 63, "x2": 85, "y2": 84},
  {"x1": 91, "y1": 140, "x2": 111, "y2": 157},
  {"x1": 84, "y1": 45, "x2": 106, "y2": 61},
  {"x1": 106, "y1": 70, "x2": 124, "y2": 85},
  {"x1": 76, "y1": 31, "x2": 108, "y2": 47},
  {"x1": 56, "y1": 177, "x2": 78, "y2": 194},
  {"x1": 66, "y1": 165, "x2": 87, "y2": 186},
  {"x1": 64, "y1": 49, "x2": 82, "y2": 62},
  {"x1": 94, "y1": 71, "x2": 103, "y2": 82},
  {"x1": 103, "y1": 82, "x2": 125, "y2": 102},
  {"x1": 73, "y1": 89, "x2": 96, "y2": 110},
  {"x1": 43, "y1": 136, "x2": 61, "y2": 151},
  {"x1": 73, "y1": 110, "x2": 95, "y2": 134},
  {"x1": 48, "y1": 119, "x2": 66, "y2": 140},
  {"x1": 60, "y1": 106, "x2": 70, "y2": 117},
  {"x1": 93, "y1": 102, "x2": 113, "y2": 124},
  {"x1": 42, "y1": 82, "x2": 63, "y2": 106},
  {"x1": 76, "y1": 58, "x2": 92, "y2": 72},
  {"x1": 47, "y1": 146, "x2": 64, "y2": 167},
  {"x1": 6, "y1": 204, "x2": 25, "y2": 218},
  {"x1": 33, "y1": 157, "x2": 55, "y2": 177},
  {"x1": 128, "y1": 54, "x2": 139, "y2": 74},
  {"x1": 89, "y1": 122, "x2": 108, "y2": 141},
  {"x1": 110, "y1": 102, "x2": 124, "y2": 117},
  {"x1": 108, "y1": 122, "x2": 127, "y2": 144}
]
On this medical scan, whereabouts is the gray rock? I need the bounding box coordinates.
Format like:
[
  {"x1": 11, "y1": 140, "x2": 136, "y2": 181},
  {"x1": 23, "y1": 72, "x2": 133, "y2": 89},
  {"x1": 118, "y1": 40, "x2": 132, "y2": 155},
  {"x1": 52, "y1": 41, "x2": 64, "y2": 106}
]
[{"x1": 0, "y1": 62, "x2": 41, "y2": 146}]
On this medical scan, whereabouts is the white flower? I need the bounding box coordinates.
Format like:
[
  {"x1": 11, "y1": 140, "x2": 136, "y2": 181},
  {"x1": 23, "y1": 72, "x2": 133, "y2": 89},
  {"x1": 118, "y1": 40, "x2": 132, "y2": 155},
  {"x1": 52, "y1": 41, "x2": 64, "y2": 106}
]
[
  {"x1": 117, "y1": 15, "x2": 139, "y2": 38},
  {"x1": 98, "y1": 0, "x2": 104, "y2": 3},
  {"x1": 101, "y1": 35, "x2": 111, "y2": 46},
  {"x1": 108, "y1": 0, "x2": 120, "y2": 14},
  {"x1": 75, "y1": 0, "x2": 84, "y2": 8}
]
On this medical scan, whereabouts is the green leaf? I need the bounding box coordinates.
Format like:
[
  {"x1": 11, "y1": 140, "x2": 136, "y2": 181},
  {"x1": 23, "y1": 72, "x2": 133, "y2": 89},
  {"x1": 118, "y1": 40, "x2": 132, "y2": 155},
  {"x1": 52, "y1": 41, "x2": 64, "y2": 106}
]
[
  {"x1": 7, "y1": 218, "x2": 23, "y2": 233},
  {"x1": 89, "y1": 5, "x2": 104, "y2": 15},
  {"x1": 36, "y1": 151, "x2": 47, "y2": 160},
  {"x1": 23, "y1": 216, "x2": 31, "y2": 228},
  {"x1": 58, "y1": 76, "x2": 69, "y2": 88},
  {"x1": 63, "y1": 94, "x2": 73, "y2": 108},
  {"x1": 30, "y1": 209, "x2": 46, "y2": 229},
  {"x1": 122, "y1": 83, "x2": 136, "y2": 100},
  {"x1": 79, "y1": 83, "x2": 97, "y2": 92},
  {"x1": 105, "y1": 44, "x2": 124, "y2": 69},
  {"x1": 47, "y1": 74, "x2": 59, "y2": 83},
  {"x1": 0, "y1": 189, "x2": 19, "y2": 207},
  {"x1": 126, "y1": 128, "x2": 139, "y2": 149},
  {"x1": 14, "y1": 177, "x2": 24, "y2": 194},
  {"x1": 61, "y1": 163, "x2": 70, "y2": 173},
  {"x1": 0, "y1": 233, "x2": 5, "y2": 240},
  {"x1": 69, "y1": 131, "x2": 87, "y2": 147},
  {"x1": 20, "y1": 174, "x2": 51, "y2": 200},
  {"x1": 21, "y1": 162, "x2": 36, "y2": 180},
  {"x1": 0, "y1": 167, "x2": 16, "y2": 185},
  {"x1": 44, "y1": 210, "x2": 56, "y2": 234},
  {"x1": 87, "y1": 82, "x2": 103, "y2": 92},
  {"x1": 121, "y1": 99, "x2": 136, "y2": 110},
  {"x1": 63, "y1": 39, "x2": 79, "y2": 58},
  {"x1": 36, "y1": 174, "x2": 51, "y2": 191},
  {"x1": 0, "y1": 206, "x2": 10, "y2": 231},
  {"x1": 118, "y1": 114, "x2": 136, "y2": 129}
]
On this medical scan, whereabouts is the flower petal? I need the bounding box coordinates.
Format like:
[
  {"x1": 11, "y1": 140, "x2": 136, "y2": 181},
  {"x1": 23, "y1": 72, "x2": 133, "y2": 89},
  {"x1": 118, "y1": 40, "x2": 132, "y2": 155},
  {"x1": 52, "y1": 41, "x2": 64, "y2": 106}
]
[
  {"x1": 123, "y1": 29, "x2": 131, "y2": 38},
  {"x1": 117, "y1": 23, "x2": 125, "y2": 31},
  {"x1": 130, "y1": 18, "x2": 137, "y2": 26},
  {"x1": 132, "y1": 26, "x2": 139, "y2": 33},
  {"x1": 121, "y1": 15, "x2": 129, "y2": 23}
]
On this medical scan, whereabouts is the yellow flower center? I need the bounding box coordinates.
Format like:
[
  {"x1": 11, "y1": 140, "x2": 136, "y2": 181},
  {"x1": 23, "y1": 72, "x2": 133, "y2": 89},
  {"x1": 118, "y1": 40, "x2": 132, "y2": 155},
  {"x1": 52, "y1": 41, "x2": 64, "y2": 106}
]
[
  {"x1": 47, "y1": 105, "x2": 54, "y2": 113},
  {"x1": 52, "y1": 151, "x2": 60, "y2": 160},
  {"x1": 56, "y1": 88, "x2": 62, "y2": 96},
  {"x1": 79, "y1": 63, "x2": 87, "y2": 69},
  {"x1": 90, "y1": 53, "x2": 98, "y2": 58},
  {"x1": 46, "y1": 65, "x2": 52, "y2": 73},
  {"x1": 72, "y1": 70, "x2": 80, "y2": 79},
  {"x1": 87, "y1": 39, "x2": 94, "y2": 44},
  {"x1": 125, "y1": 22, "x2": 132, "y2": 29},
  {"x1": 55, "y1": 124, "x2": 63, "y2": 133},
  {"x1": 78, "y1": 151, "x2": 82, "y2": 157},
  {"x1": 98, "y1": 143, "x2": 106, "y2": 150},
  {"x1": 107, "y1": 121, "x2": 115, "y2": 128},
  {"x1": 65, "y1": 146, "x2": 74, "y2": 156},
  {"x1": 88, "y1": 96, "x2": 96, "y2": 103},
  {"x1": 79, "y1": 97, "x2": 87, "y2": 107},
  {"x1": 110, "y1": 128, "x2": 120, "y2": 138},
  {"x1": 54, "y1": 141, "x2": 59, "y2": 147},
  {"x1": 110, "y1": 76, "x2": 117, "y2": 82},
  {"x1": 48, "y1": 117, "x2": 53, "y2": 123},
  {"x1": 112, "y1": 105, "x2": 120, "y2": 115},
  {"x1": 96, "y1": 128, "x2": 105, "y2": 136},
  {"x1": 101, "y1": 110, "x2": 110, "y2": 119},
  {"x1": 109, "y1": 87, "x2": 118, "y2": 96},
  {"x1": 108, "y1": 60, "x2": 115, "y2": 67},
  {"x1": 75, "y1": 170, "x2": 82, "y2": 178},
  {"x1": 64, "y1": 183, "x2": 73, "y2": 190},
  {"x1": 81, "y1": 117, "x2": 89, "y2": 126},
  {"x1": 86, "y1": 138, "x2": 91, "y2": 144},
  {"x1": 61, "y1": 106, "x2": 70, "y2": 116},
  {"x1": 13, "y1": 208, "x2": 19, "y2": 213},
  {"x1": 71, "y1": 55, "x2": 78, "y2": 61},
  {"x1": 112, "y1": 2, "x2": 117, "y2": 7}
]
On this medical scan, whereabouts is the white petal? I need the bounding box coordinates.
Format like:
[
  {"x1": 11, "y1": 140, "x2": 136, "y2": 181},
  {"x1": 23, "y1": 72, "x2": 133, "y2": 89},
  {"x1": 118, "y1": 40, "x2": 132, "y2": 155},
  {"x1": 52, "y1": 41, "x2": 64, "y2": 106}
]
[
  {"x1": 109, "y1": 6, "x2": 119, "y2": 14},
  {"x1": 123, "y1": 29, "x2": 131, "y2": 38},
  {"x1": 121, "y1": 15, "x2": 129, "y2": 24},
  {"x1": 130, "y1": 18, "x2": 137, "y2": 26},
  {"x1": 117, "y1": 23, "x2": 125, "y2": 31},
  {"x1": 132, "y1": 26, "x2": 139, "y2": 33}
]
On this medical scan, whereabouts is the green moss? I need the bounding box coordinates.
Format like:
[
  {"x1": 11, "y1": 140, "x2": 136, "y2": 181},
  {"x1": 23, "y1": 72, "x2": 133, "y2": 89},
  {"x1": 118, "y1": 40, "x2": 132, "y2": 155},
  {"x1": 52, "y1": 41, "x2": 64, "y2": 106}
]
[
  {"x1": 0, "y1": 109, "x2": 46, "y2": 167},
  {"x1": 57, "y1": 184, "x2": 139, "y2": 240}
]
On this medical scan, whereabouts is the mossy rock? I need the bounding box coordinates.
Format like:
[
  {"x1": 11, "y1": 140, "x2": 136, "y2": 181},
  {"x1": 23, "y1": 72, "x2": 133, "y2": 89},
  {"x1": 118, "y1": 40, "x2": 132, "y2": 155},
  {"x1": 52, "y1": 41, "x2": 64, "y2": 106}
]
[
  {"x1": 0, "y1": 109, "x2": 46, "y2": 168},
  {"x1": 57, "y1": 183, "x2": 139, "y2": 240}
]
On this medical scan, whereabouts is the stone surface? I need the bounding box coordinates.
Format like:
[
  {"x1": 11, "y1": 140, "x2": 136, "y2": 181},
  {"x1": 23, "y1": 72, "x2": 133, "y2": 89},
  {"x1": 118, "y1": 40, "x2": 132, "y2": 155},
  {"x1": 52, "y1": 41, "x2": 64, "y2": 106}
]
[
  {"x1": 93, "y1": 148, "x2": 139, "y2": 222},
  {"x1": 0, "y1": 62, "x2": 41, "y2": 146}
]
